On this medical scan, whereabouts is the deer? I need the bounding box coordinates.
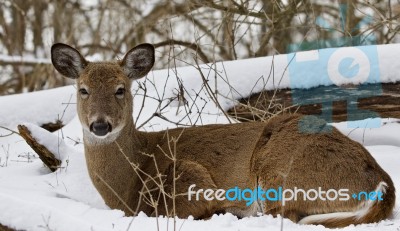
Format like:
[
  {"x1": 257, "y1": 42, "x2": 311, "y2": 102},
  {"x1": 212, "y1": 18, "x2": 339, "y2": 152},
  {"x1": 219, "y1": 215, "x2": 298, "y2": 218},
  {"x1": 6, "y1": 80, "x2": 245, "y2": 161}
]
[{"x1": 51, "y1": 43, "x2": 395, "y2": 228}]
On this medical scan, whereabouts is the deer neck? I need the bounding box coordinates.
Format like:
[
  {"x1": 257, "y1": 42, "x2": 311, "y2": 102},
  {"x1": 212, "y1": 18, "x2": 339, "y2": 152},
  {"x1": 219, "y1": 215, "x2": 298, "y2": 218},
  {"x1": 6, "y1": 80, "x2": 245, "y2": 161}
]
[
  {"x1": 82, "y1": 117, "x2": 154, "y2": 215},
  {"x1": 82, "y1": 117, "x2": 148, "y2": 167}
]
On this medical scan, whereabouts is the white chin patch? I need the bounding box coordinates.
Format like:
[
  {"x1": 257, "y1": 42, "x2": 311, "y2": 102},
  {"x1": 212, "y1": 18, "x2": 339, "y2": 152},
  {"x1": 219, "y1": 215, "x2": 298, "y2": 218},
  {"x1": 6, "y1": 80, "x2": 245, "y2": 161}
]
[
  {"x1": 83, "y1": 126, "x2": 123, "y2": 145},
  {"x1": 90, "y1": 132, "x2": 111, "y2": 139}
]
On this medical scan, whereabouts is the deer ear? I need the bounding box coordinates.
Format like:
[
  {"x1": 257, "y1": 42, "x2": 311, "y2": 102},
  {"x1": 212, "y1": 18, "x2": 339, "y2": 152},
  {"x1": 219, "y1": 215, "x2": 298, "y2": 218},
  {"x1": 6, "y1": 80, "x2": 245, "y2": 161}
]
[
  {"x1": 51, "y1": 43, "x2": 87, "y2": 79},
  {"x1": 121, "y1": 43, "x2": 155, "y2": 80}
]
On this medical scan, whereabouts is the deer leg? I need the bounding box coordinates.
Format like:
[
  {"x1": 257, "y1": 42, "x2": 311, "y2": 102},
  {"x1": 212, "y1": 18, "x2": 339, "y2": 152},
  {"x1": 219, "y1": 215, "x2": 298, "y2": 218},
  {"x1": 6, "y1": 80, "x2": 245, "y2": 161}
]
[{"x1": 160, "y1": 160, "x2": 219, "y2": 219}]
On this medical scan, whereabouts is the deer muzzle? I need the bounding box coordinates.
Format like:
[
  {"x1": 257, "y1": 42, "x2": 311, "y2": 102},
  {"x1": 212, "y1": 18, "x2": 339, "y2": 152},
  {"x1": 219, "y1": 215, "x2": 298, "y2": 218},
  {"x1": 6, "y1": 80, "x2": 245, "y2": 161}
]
[{"x1": 90, "y1": 120, "x2": 112, "y2": 137}]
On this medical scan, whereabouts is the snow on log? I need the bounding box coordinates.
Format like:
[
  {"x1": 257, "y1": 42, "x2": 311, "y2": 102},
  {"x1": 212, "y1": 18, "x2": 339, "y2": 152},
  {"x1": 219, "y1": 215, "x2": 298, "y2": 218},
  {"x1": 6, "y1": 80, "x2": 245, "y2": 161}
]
[{"x1": 17, "y1": 124, "x2": 61, "y2": 172}]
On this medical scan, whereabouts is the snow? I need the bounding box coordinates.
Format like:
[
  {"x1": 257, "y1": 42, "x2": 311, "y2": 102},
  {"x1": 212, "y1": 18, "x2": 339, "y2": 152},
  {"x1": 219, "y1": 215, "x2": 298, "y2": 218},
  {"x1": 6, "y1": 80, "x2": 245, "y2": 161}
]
[
  {"x1": 0, "y1": 44, "x2": 400, "y2": 230},
  {"x1": 332, "y1": 119, "x2": 400, "y2": 147},
  {"x1": 0, "y1": 86, "x2": 76, "y2": 128}
]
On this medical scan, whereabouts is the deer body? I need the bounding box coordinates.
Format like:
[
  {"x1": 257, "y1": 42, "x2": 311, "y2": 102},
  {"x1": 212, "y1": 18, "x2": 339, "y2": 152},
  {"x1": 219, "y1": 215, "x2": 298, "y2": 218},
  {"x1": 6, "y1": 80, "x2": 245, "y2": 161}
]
[{"x1": 51, "y1": 43, "x2": 395, "y2": 228}]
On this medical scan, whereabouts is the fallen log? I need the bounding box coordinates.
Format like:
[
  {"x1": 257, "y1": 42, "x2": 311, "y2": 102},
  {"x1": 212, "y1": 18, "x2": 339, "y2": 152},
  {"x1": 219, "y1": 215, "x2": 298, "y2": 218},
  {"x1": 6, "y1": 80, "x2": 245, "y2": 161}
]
[
  {"x1": 228, "y1": 82, "x2": 400, "y2": 122},
  {"x1": 17, "y1": 125, "x2": 61, "y2": 172},
  {"x1": 0, "y1": 224, "x2": 15, "y2": 231}
]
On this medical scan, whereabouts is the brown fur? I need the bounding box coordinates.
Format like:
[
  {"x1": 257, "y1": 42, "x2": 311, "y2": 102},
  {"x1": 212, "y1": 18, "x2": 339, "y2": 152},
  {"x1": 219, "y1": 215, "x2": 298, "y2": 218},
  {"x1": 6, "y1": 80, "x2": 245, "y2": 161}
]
[{"x1": 51, "y1": 43, "x2": 396, "y2": 228}]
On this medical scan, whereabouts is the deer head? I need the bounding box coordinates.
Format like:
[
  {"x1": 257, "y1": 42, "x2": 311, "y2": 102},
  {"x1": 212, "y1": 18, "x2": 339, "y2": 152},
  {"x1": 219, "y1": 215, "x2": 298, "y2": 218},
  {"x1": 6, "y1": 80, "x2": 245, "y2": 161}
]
[{"x1": 51, "y1": 43, "x2": 155, "y2": 143}]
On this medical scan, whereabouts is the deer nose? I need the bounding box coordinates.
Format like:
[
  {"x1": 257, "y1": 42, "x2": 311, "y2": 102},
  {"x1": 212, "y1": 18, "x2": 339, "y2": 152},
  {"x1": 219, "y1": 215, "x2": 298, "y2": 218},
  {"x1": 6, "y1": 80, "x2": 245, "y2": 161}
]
[{"x1": 90, "y1": 121, "x2": 112, "y2": 136}]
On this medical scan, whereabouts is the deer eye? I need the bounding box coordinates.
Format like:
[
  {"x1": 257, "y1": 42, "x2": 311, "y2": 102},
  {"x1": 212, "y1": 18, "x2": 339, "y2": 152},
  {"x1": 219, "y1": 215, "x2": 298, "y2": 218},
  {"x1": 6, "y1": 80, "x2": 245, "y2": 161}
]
[
  {"x1": 115, "y1": 88, "x2": 125, "y2": 99},
  {"x1": 79, "y1": 88, "x2": 89, "y2": 98}
]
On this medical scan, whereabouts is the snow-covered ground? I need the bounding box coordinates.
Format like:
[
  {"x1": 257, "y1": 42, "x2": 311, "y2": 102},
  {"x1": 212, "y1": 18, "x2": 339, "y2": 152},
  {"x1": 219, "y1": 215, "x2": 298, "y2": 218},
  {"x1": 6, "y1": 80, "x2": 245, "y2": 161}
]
[{"x1": 0, "y1": 44, "x2": 399, "y2": 230}]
